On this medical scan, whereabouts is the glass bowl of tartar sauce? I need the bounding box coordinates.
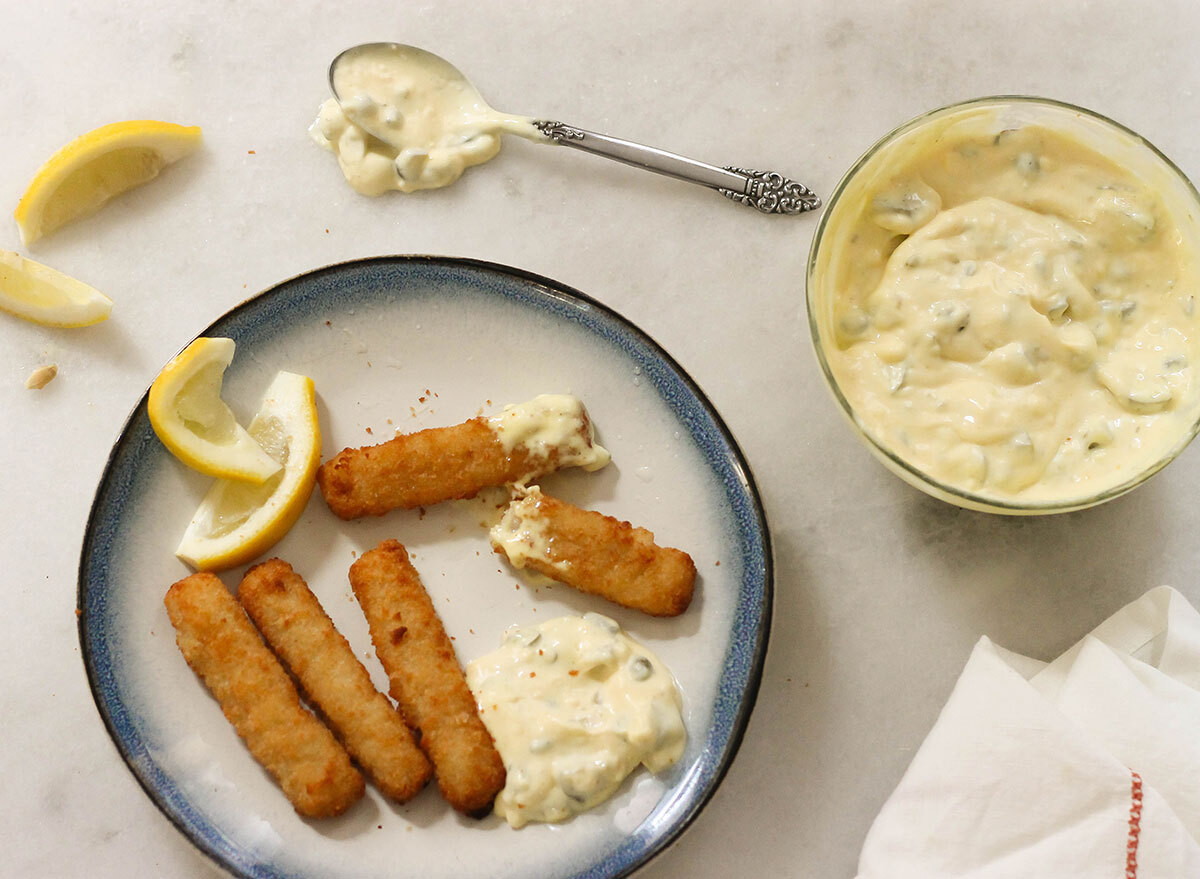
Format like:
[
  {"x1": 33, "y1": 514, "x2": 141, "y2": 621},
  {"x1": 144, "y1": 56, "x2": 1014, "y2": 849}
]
[{"x1": 807, "y1": 96, "x2": 1200, "y2": 514}]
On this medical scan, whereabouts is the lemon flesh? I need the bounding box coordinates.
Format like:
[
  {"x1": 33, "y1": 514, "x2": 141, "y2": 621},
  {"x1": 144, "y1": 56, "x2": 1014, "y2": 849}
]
[
  {"x1": 15, "y1": 120, "x2": 202, "y2": 245},
  {"x1": 148, "y1": 337, "x2": 282, "y2": 483},
  {"x1": 176, "y1": 371, "x2": 321, "y2": 571},
  {"x1": 0, "y1": 250, "x2": 111, "y2": 327}
]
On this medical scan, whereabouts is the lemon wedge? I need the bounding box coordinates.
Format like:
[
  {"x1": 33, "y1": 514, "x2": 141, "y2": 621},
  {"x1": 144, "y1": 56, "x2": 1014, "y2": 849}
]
[
  {"x1": 176, "y1": 371, "x2": 321, "y2": 571},
  {"x1": 15, "y1": 120, "x2": 202, "y2": 245},
  {"x1": 0, "y1": 250, "x2": 112, "y2": 326},
  {"x1": 148, "y1": 337, "x2": 282, "y2": 483}
]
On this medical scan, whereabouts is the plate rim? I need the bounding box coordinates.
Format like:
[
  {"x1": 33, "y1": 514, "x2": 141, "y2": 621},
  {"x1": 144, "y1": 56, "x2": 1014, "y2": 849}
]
[{"x1": 76, "y1": 254, "x2": 774, "y2": 879}]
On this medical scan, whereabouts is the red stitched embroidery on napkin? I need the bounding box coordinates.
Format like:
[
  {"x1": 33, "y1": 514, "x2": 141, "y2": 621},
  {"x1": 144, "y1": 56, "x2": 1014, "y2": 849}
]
[{"x1": 1126, "y1": 770, "x2": 1144, "y2": 879}]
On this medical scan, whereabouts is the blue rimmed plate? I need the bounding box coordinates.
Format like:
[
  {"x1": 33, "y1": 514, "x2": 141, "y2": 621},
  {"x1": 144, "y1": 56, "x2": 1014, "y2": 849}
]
[{"x1": 78, "y1": 257, "x2": 771, "y2": 879}]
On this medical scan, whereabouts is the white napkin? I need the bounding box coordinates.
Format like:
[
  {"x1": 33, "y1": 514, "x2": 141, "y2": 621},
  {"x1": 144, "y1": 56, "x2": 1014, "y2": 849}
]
[{"x1": 856, "y1": 586, "x2": 1200, "y2": 879}]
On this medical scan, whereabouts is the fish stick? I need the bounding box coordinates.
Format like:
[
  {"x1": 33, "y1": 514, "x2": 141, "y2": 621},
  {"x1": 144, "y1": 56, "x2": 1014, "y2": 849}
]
[
  {"x1": 163, "y1": 572, "x2": 364, "y2": 818},
  {"x1": 238, "y1": 559, "x2": 433, "y2": 803},
  {"x1": 490, "y1": 487, "x2": 696, "y2": 616},
  {"x1": 318, "y1": 394, "x2": 609, "y2": 519},
  {"x1": 349, "y1": 540, "x2": 506, "y2": 816}
]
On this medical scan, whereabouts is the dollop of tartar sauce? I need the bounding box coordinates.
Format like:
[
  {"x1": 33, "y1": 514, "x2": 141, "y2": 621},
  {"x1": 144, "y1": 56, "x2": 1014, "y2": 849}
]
[
  {"x1": 487, "y1": 394, "x2": 611, "y2": 472},
  {"x1": 310, "y1": 43, "x2": 543, "y2": 195},
  {"x1": 465, "y1": 613, "x2": 686, "y2": 828},
  {"x1": 489, "y1": 485, "x2": 562, "y2": 571},
  {"x1": 819, "y1": 115, "x2": 1200, "y2": 504}
]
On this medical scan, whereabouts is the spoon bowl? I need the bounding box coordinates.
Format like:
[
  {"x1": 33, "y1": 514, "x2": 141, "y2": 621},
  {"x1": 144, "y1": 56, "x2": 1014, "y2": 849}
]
[{"x1": 328, "y1": 42, "x2": 498, "y2": 144}]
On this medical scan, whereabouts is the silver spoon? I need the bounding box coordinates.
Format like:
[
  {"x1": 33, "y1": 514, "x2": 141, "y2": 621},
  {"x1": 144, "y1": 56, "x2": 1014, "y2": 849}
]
[{"x1": 329, "y1": 43, "x2": 820, "y2": 215}]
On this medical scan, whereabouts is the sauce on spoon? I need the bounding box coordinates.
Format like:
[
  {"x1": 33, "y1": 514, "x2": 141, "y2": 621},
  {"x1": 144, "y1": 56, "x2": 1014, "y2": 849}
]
[{"x1": 311, "y1": 42, "x2": 543, "y2": 195}]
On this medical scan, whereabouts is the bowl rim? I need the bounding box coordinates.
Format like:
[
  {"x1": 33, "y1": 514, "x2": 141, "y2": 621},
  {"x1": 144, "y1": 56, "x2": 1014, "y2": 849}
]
[{"x1": 805, "y1": 94, "x2": 1200, "y2": 514}]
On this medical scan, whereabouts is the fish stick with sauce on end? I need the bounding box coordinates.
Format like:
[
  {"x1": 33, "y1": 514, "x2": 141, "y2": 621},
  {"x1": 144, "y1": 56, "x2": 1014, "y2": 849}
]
[
  {"x1": 163, "y1": 572, "x2": 364, "y2": 818},
  {"x1": 349, "y1": 539, "x2": 506, "y2": 816},
  {"x1": 489, "y1": 486, "x2": 696, "y2": 616},
  {"x1": 318, "y1": 394, "x2": 609, "y2": 519},
  {"x1": 238, "y1": 558, "x2": 433, "y2": 803}
]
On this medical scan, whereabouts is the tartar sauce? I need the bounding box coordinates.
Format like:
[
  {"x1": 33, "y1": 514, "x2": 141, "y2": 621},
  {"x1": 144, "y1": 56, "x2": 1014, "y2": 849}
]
[
  {"x1": 819, "y1": 113, "x2": 1200, "y2": 504},
  {"x1": 465, "y1": 613, "x2": 686, "y2": 828},
  {"x1": 489, "y1": 485, "x2": 561, "y2": 572},
  {"x1": 310, "y1": 43, "x2": 542, "y2": 195},
  {"x1": 488, "y1": 394, "x2": 611, "y2": 474}
]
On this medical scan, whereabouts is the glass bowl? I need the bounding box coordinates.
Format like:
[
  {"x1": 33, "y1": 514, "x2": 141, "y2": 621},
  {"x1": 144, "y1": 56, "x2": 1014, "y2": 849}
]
[{"x1": 806, "y1": 96, "x2": 1200, "y2": 514}]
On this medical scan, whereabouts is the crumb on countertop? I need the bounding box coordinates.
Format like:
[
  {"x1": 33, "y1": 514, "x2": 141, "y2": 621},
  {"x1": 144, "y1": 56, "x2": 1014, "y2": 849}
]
[{"x1": 26, "y1": 364, "x2": 57, "y2": 390}]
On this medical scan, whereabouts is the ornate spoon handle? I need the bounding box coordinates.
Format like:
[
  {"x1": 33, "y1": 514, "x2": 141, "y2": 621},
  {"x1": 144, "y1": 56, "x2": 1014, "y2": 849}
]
[{"x1": 532, "y1": 120, "x2": 820, "y2": 215}]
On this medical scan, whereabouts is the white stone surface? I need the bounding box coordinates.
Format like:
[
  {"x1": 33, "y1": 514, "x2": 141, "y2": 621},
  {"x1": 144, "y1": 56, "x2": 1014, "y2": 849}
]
[{"x1": 3, "y1": 1, "x2": 1199, "y2": 876}]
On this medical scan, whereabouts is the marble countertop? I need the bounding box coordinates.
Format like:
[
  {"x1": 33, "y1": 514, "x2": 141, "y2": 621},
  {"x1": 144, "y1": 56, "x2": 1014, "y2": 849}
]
[{"x1": 6, "y1": 1, "x2": 1200, "y2": 876}]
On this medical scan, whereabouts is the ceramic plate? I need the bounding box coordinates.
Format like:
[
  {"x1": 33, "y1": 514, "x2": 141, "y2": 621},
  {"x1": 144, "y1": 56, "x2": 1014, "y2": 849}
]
[{"x1": 78, "y1": 257, "x2": 771, "y2": 879}]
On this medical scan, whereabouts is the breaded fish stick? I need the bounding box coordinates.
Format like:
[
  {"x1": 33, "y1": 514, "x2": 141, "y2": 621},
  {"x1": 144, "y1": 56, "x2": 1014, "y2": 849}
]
[
  {"x1": 490, "y1": 487, "x2": 696, "y2": 616},
  {"x1": 163, "y1": 572, "x2": 364, "y2": 818},
  {"x1": 318, "y1": 394, "x2": 609, "y2": 519},
  {"x1": 349, "y1": 540, "x2": 506, "y2": 816},
  {"x1": 238, "y1": 559, "x2": 433, "y2": 803}
]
